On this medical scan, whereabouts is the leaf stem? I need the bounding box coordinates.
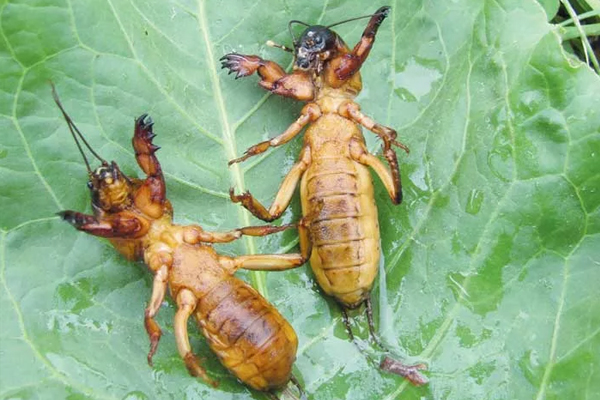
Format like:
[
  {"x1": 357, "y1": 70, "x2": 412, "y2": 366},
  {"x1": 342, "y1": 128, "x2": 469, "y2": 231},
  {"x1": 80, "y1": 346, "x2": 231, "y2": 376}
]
[
  {"x1": 559, "y1": 0, "x2": 600, "y2": 73},
  {"x1": 560, "y1": 23, "x2": 600, "y2": 40},
  {"x1": 557, "y1": 9, "x2": 600, "y2": 26}
]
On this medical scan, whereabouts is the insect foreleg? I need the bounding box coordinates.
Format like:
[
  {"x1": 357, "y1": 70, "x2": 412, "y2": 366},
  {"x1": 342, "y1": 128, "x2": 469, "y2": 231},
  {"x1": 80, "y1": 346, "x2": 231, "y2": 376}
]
[
  {"x1": 330, "y1": 6, "x2": 391, "y2": 81},
  {"x1": 144, "y1": 264, "x2": 169, "y2": 366},
  {"x1": 59, "y1": 211, "x2": 142, "y2": 238},
  {"x1": 132, "y1": 114, "x2": 166, "y2": 219},
  {"x1": 220, "y1": 53, "x2": 315, "y2": 100},
  {"x1": 230, "y1": 147, "x2": 311, "y2": 222},
  {"x1": 229, "y1": 104, "x2": 320, "y2": 165},
  {"x1": 174, "y1": 288, "x2": 218, "y2": 387}
]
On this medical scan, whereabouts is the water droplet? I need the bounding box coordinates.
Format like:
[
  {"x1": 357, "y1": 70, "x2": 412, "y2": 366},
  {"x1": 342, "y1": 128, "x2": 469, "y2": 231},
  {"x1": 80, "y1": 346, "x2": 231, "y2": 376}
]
[
  {"x1": 487, "y1": 149, "x2": 513, "y2": 182},
  {"x1": 466, "y1": 189, "x2": 484, "y2": 215},
  {"x1": 393, "y1": 58, "x2": 442, "y2": 102}
]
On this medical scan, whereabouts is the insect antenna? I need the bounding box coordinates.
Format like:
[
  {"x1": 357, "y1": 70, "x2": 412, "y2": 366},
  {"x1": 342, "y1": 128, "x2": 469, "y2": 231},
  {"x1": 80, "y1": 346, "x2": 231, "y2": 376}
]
[
  {"x1": 288, "y1": 20, "x2": 309, "y2": 46},
  {"x1": 266, "y1": 40, "x2": 293, "y2": 53},
  {"x1": 327, "y1": 8, "x2": 389, "y2": 29},
  {"x1": 50, "y1": 84, "x2": 107, "y2": 173}
]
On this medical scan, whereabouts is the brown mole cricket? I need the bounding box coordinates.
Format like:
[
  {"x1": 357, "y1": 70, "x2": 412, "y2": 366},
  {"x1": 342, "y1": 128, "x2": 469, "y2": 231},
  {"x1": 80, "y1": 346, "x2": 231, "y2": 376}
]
[
  {"x1": 221, "y1": 6, "x2": 427, "y2": 385},
  {"x1": 52, "y1": 87, "x2": 307, "y2": 396}
]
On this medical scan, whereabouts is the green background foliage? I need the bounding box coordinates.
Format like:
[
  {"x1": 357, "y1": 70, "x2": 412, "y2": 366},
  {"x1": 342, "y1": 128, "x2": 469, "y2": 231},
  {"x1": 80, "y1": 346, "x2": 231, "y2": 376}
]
[{"x1": 1, "y1": 0, "x2": 599, "y2": 399}]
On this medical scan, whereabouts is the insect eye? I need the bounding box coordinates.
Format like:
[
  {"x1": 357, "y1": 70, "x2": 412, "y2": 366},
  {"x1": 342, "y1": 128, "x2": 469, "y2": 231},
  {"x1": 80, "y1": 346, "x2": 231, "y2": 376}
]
[
  {"x1": 315, "y1": 36, "x2": 323, "y2": 45},
  {"x1": 86, "y1": 181, "x2": 93, "y2": 190}
]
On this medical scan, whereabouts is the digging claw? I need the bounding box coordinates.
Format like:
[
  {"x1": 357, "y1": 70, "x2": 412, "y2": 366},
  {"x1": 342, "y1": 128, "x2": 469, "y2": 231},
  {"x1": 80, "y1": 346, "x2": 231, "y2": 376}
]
[
  {"x1": 220, "y1": 53, "x2": 260, "y2": 79},
  {"x1": 136, "y1": 114, "x2": 155, "y2": 136}
]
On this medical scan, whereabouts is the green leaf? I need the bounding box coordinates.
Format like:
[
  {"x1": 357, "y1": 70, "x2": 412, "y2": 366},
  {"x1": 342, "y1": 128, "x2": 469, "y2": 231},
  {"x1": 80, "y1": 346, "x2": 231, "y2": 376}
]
[
  {"x1": 1, "y1": 1, "x2": 599, "y2": 399},
  {"x1": 536, "y1": 0, "x2": 560, "y2": 20}
]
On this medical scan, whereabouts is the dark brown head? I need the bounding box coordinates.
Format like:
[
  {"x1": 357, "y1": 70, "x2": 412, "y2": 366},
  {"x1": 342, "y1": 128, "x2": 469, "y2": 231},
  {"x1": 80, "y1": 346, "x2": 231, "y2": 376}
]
[
  {"x1": 292, "y1": 24, "x2": 340, "y2": 71},
  {"x1": 288, "y1": 6, "x2": 390, "y2": 72},
  {"x1": 52, "y1": 85, "x2": 133, "y2": 213}
]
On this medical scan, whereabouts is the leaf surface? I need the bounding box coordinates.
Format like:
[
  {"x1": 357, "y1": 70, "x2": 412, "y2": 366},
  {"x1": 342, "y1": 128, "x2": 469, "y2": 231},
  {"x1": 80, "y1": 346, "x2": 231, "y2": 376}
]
[{"x1": 1, "y1": 0, "x2": 599, "y2": 399}]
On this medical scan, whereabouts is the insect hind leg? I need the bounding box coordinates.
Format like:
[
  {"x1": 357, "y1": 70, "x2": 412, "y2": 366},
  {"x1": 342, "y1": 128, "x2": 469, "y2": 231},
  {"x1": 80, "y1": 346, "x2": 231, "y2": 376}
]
[
  {"x1": 144, "y1": 264, "x2": 169, "y2": 366},
  {"x1": 289, "y1": 374, "x2": 307, "y2": 400},
  {"x1": 343, "y1": 299, "x2": 429, "y2": 386},
  {"x1": 174, "y1": 289, "x2": 218, "y2": 387},
  {"x1": 364, "y1": 297, "x2": 387, "y2": 351},
  {"x1": 341, "y1": 307, "x2": 356, "y2": 342}
]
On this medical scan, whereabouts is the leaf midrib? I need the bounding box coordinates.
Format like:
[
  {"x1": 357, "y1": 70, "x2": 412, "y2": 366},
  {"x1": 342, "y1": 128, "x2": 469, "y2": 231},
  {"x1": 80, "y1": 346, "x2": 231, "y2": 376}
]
[{"x1": 196, "y1": 0, "x2": 265, "y2": 294}]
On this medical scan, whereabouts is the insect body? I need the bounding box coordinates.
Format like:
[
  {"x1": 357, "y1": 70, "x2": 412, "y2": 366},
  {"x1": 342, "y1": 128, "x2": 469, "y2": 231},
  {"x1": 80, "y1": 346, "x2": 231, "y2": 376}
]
[
  {"x1": 53, "y1": 88, "x2": 305, "y2": 393},
  {"x1": 221, "y1": 7, "x2": 427, "y2": 385}
]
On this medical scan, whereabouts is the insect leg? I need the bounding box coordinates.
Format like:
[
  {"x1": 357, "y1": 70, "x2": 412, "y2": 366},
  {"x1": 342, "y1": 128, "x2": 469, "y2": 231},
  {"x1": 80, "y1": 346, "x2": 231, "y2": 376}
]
[
  {"x1": 340, "y1": 307, "x2": 356, "y2": 341},
  {"x1": 229, "y1": 104, "x2": 320, "y2": 165},
  {"x1": 349, "y1": 138, "x2": 402, "y2": 204},
  {"x1": 341, "y1": 101, "x2": 409, "y2": 152},
  {"x1": 290, "y1": 374, "x2": 306, "y2": 399},
  {"x1": 297, "y1": 211, "x2": 314, "y2": 263},
  {"x1": 183, "y1": 223, "x2": 296, "y2": 245},
  {"x1": 365, "y1": 298, "x2": 430, "y2": 386},
  {"x1": 230, "y1": 146, "x2": 311, "y2": 222},
  {"x1": 219, "y1": 253, "x2": 305, "y2": 272},
  {"x1": 144, "y1": 264, "x2": 169, "y2": 366},
  {"x1": 344, "y1": 299, "x2": 429, "y2": 386},
  {"x1": 132, "y1": 114, "x2": 166, "y2": 219},
  {"x1": 217, "y1": 207, "x2": 314, "y2": 273},
  {"x1": 265, "y1": 393, "x2": 280, "y2": 400},
  {"x1": 220, "y1": 53, "x2": 315, "y2": 100},
  {"x1": 58, "y1": 210, "x2": 143, "y2": 237},
  {"x1": 329, "y1": 6, "x2": 391, "y2": 82},
  {"x1": 364, "y1": 297, "x2": 386, "y2": 350},
  {"x1": 341, "y1": 101, "x2": 409, "y2": 151},
  {"x1": 174, "y1": 288, "x2": 218, "y2": 387}
]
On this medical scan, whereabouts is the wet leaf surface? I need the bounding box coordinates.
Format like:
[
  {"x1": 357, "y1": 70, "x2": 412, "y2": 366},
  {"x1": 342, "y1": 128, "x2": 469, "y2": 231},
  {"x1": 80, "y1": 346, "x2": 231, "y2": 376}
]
[{"x1": 1, "y1": 0, "x2": 599, "y2": 399}]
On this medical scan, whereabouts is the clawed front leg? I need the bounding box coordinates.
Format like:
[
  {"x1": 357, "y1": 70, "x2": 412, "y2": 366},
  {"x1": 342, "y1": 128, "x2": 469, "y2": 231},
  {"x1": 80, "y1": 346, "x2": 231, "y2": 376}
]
[
  {"x1": 329, "y1": 6, "x2": 391, "y2": 82},
  {"x1": 59, "y1": 210, "x2": 143, "y2": 238},
  {"x1": 220, "y1": 53, "x2": 315, "y2": 100},
  {"x1": 132, "y1": 114, "x2": 166, "y2": 219},
  {"x1": 220, "y1": 53, "x2": 278, "y2": 79}
]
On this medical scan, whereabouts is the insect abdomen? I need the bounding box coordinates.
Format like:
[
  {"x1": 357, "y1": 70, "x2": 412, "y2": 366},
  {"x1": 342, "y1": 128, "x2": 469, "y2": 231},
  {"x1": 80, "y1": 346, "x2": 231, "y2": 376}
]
[
  {"x1": 301, "y1": 158, "x2": 380, "y2": 308},
  {"x1": 194, "y1": 277, "x2": 298, "y2": 391}
]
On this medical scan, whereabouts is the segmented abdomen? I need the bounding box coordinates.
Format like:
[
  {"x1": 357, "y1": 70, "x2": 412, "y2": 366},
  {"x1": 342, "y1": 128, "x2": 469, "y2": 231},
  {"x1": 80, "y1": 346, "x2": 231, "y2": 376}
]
[
  {"x1": 301, "y1": 156, "x2": 380, "y2": 308},
  {"x1": 194, "y1": 277, "x2": 297, "y2": 391}
]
